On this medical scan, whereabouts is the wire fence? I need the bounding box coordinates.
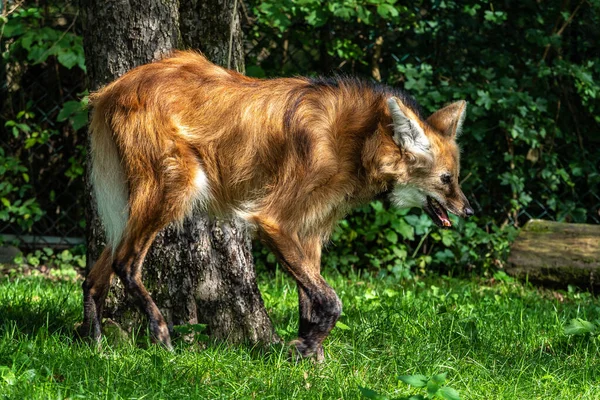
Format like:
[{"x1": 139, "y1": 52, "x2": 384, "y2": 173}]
[
  {"x1": 1, "y1": 61, "x2": 86, "y2": 248},
  {"x1": 1, "y1": 13, "x2": 598, "y2": 250}
]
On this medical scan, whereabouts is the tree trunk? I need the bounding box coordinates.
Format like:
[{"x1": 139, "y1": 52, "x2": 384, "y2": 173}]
[
  {"x1": 179, "y1": 0, "x2": 245, "y2": 73},
  {"x1": 506, "y1": 219, "x2": 600, "y2": 290},
  {"x1": 81, "y1": 0, "x2": 277, "y2": 344},
  {"x1": 81, "y1": 0, "x2": 180, "y2": 269},
  {"x1": 175, "y1": 0, "x2": 277, "y2": 343}
]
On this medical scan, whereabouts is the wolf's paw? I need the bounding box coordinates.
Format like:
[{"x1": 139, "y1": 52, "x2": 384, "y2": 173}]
[
  {"x1": 73, "y1": 321, "x2": 102, "y2": 349},
  {"x1": 73, "y1": 321, "x2": 88, "y2": 339},
  {"x1": 288, "y1": 338, "x2": 324, "y2": 363},
  {"x1": 150, "y1": 321, "x2": 174, "y2": 352}
]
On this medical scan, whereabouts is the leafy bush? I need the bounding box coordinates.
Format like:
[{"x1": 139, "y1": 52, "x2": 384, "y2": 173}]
[
  {"x1": 247, "y1": 0, "x2": 600, "y2": 227},
  {"x1": 248, "y1": 0, "x2": 599, "y2": 275},
  {"x1": 1, "y1": 2, "x2": 87, "y2": 238},
  {"x1": 360, "y1": 372, "x2": 461, "y2": 400},
  {"x1": 3, "y1": 0, "x2": 599, "y2": 277},
  {"x1": 0, "y1": 146, "x2": 43, "y2": 231},
  {"x1": 1, "y1": 246, "x2": 85, "y2": 281},
  {"x1": 324, "y1": 202, "x2": 518, "y2": 277},
  {"x1": 2, "y1": 5, "x2": 85, "y2": 71}
]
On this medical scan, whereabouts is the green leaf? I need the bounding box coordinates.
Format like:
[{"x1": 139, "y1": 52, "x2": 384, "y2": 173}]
[
  {"x1": 385, "y1": 230, "x2": 398, "y2": 244},
  {"x1": 28, "y1": 46, "x2": 50, "y2": 64},
  {"x1": 358, "y1": 386, "x2": 388, "y2": 400},
  {"x1": 336, "y1": 321, "x2": 351, "y2": 330},
  {"x1": 16, "y1": 123, "x2": 31, "y2": 133},
  {"x1": 21, "y1": 31, "x2": 35, "y2": 50},
  {"x1": 564, "y1": 318, "x2": 597, "y2": 335},
  {"x1": 60, "y1": 249, "x2": 72, "y2": 261},
  {"x1": 441, "y1": 231, "x2": 454, "y2": 247},
  {"x1": 332, "y1": 6, "x2": 354, "y2": 20},
  {"x1": 57, "y1": 49, "x2": 79, "y2": 69},
  {"x1": 245, "y1": 65, "x2": 266, "y2": 78},
  {"x1": 173, "y1": 323, "x2": 207, "y2": 335},
  {"x1": 356, "y1": 6, "x2": 373, "y2": 25},
  {"x1": 21, "y1": 369, "x2": 37, "y2": 382},
  {"x1": 438, "y1": 386, "x2": 461, "y2": 400},
  {"x1": 173, "y1": 325, "x2": 193, "y2": 335},
  {"x1": 377, "y1": 4, "x2": 399, "y2": 19},
  {"x1": 398, "y1": 374, "x2": 429, "y2": 388},
  {"x1": 427, "y1": 381, "x2": 440, "y2": 396},
  {"x1": 0, "y1": 366, "x2": 16, "y2": 385},
  {"x1": 27, "y1": 256, "x2": 40, "y2": 267},
  {"x1": 371, "y1": 201, "x2": 384, "y2": 212},
  {"x1": 305, "y1": 8, "x2": 327, "y2": 27},
  {"x1": 72, "y1": 111, "x2": 89, "y2": 131},
  {"x1": 393, "y1": 219, "x2": 415, "y2": 241},
  {"x1": 195, "y1": 333, "x2": 209, "y2": 342},
  {"x1": 3, "y1": 19, "x2": 26, "y2": 37},
  {"x1": 189, "y1": 323, "x2": 207, "y2": 332},
  {"x1": 392, "y1": 246, "x2": 407, "y2": 260},
  {"x1": 431, "y1": 372, "x2": 447, "y2": 385},
  {"x1": 57, "y1": 101, "x2": 82, "y2": 122}
]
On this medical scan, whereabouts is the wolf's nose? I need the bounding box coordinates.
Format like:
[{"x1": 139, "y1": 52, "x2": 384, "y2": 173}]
[{"x1": 464, "y1": 206, "x2": 474, "y2": 217}]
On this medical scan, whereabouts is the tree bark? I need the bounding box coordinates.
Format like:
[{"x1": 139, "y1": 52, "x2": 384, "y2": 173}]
[
  {"x1": 80, "y1": 0, "x2": 180, "y2": 272},
  {"x1": 81, "y1": 0, "x2": 277, "y2": 344},
  {"x1": 179, "y1": 0, "x2": 245, "y2": 73},
  {"x1": 175, "y1": 0, "x2": 277, "y2": 343},
  {"x1": 506, "y1": 219, "x2": 600, "y2": 290}
]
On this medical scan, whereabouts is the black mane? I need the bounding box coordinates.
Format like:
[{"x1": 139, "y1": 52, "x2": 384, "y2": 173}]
[{"x1": 306, "y1": 75, "x2": 425, "y2": 120}]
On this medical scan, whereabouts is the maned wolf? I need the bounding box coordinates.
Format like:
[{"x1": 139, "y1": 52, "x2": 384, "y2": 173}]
[{"x1": 80, "y1": 51, "x2": 473, "y2": 361}]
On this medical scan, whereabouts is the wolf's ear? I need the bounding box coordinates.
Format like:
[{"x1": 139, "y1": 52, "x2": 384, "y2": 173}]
[
  {"x1": 427, "y1": 100, "x2": 467, "y2": 138},
  {"x1": 387, "y1": 96, "x2": 430, "y2": 156}
]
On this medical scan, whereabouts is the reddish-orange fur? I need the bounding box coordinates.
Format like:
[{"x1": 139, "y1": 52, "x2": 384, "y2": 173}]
[{"x1": 80, "y1": 51, "x2": 472, "y2": 359}]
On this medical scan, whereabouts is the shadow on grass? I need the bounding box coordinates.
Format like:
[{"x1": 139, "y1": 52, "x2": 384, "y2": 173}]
[
  {"x1": 0, "y1": 302, "x2": 80, "y2": 337},
  {"x1": 0, "y1": 277, "x2": 81, "y2": 337}
]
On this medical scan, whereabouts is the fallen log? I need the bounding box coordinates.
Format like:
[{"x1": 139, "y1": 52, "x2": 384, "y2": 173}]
[{"x1": 506, "y1": 219, "x2": 600, "y2": 290}]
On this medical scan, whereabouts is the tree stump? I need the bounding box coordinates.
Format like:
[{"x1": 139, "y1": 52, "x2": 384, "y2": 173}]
[{"x1": 506, "y1": 219, "x2": 600, "y2": 290}]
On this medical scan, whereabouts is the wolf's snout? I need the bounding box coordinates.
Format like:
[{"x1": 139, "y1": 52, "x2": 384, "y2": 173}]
[{"x1": 464, "y1": 206, "x2": 474, "y2": 218}]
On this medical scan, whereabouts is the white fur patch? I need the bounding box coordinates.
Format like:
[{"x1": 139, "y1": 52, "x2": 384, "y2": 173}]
[
  {"x1": 172, "y1": 116, "x2": 196, "y2": 140},
  {"x1": 90, "y1": 126, "x2": 129, "y2": 251},
  {"x1": 390, "y1": 184, "x2": 426, "y2": 210},
  {"x1": 172, "y1": 119, "x2": 212, "y2": 213},
  {"x1": 455, "y1": 102, "x2": 467, "y2": 138},
  {"x1": 387, "y1": 97, "x2": 431, "y2": 157},
  {"x1": 191, "y1": 165, "x2": 211, "y2": 210},
  {"x1": 234, "y1": 201, "x2": 257, "y2": 222},
  {"x1": 178, "y1": 125, "x2": 195, "y2": 139}
]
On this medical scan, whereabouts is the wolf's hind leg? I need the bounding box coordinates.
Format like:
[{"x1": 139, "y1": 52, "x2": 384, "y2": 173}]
[
  {"x1": 111, "y1": 223, "x2": 171, "y2": 349},
  {"x1": 79, "y1": 247, "x2": 114, "y2": 344},
  {"x1": 107, "y1": 181, "x2": 191, "y2": 350}
]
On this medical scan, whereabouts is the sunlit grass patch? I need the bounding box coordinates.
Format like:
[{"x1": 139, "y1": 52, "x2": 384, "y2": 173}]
[{"x1": 0, "y1": 266, "x2": 598, "y2": 399}]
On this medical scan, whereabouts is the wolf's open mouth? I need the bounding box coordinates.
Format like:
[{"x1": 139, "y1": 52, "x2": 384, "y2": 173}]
[{"x1": 425, "y1": 196, "x2": 452, "y2": 228}]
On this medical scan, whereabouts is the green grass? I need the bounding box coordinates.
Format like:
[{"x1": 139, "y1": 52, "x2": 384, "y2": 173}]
[{"x1": 0, "y1": 267, "x2": 599, "y2": 399}]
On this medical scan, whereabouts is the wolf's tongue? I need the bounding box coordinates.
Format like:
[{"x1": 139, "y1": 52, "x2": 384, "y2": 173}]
[
  {"x1": 426, "y1": 196, "x2": 452, "y2": 228},
  {"x1": 438, "y1": 208, "x2": 451, "y2": 227},
  {"x1": 429, "y1": 196, "x2": 452, "y2": 227}
]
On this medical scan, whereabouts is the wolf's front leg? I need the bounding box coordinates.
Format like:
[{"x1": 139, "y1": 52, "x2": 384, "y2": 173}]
[
  {"x1": 254, "y1": 216, "x2": 342, "y2": 361},
  {"x1": 295, "y1": 283, "x2": 342, "y2": 362}
]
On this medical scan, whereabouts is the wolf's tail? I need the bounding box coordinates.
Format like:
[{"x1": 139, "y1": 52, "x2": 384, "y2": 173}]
[{"x1": 89, "y1": 104, "x2": 129, "y2": 251}]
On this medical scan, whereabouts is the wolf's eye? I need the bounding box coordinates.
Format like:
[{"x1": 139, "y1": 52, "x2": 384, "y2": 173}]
[{"x1": 441, "y1": 173, "x2": 452, "y2": 185}]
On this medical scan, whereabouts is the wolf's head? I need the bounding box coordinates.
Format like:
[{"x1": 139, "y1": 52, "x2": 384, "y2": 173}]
[{"x1": 386, "y1": 96, "x2": 474, "y2": 228}]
